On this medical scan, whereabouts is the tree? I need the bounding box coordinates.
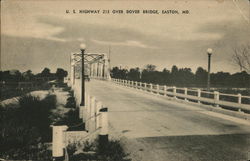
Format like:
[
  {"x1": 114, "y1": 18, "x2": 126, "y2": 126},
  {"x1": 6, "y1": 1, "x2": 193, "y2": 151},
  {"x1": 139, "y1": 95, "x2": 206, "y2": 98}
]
[
  {"x1": 170, "y1": 65, "x2": 178, "y2": 85},
  {"x1": 110, "y1": 67, "x2": 128, "y2": 79},
  {"x1": 22, "y1": 70, "x2": 34, "y2": 81},
  {"x1": 40, "y1": 68, "x2": 51, "y2": 77},
  {"x1": 144, "y1": 64, "x2": 156, "y2": 72},
  {"x1": 232, "y1": 44, "x2": 250, "y2": 73},
  {"x1": 55, "y1": 68, "x2": 68, "y2": 81},
  {"x1": 127, "y1": 67, "x2": 140, "y2": 81},
  {"x1": 195, "y1": 67, "x2": 207, "y2": 87}
]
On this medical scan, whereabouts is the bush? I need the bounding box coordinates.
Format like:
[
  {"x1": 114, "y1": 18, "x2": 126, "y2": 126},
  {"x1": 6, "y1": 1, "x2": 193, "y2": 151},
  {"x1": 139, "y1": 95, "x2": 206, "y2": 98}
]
[
  {"x1": 0, "y1": 94, "x2": 57, "y2": 160},
  {"x1": 67, "y1": 139, "x2": 131, "y2": 161},
  {"x1": 66, "y1": 96, "x2": 76, "y2": 108},
  {"x1": 54, "y1": 108, "x2": 84, "y2": 131}
]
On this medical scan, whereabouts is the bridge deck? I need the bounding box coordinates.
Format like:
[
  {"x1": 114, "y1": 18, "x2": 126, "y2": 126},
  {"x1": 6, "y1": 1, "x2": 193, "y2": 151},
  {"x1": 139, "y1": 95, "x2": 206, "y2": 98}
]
[{"x1": 86, "y1": 79, "x2": 250, "y2": 161}]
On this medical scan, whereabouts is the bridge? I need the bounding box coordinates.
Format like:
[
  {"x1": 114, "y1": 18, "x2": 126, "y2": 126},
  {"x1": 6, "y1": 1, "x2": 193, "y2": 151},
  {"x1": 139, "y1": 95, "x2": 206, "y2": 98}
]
[{"x1": 67, "y1": 51, "x2": 250, "y2": 161}]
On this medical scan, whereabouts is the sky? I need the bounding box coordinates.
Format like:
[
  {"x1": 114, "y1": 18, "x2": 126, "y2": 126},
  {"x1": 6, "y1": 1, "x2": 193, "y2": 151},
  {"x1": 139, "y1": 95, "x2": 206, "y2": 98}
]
[{"x1": 1, "y1": 0, "x2": 250, "y2": 74}]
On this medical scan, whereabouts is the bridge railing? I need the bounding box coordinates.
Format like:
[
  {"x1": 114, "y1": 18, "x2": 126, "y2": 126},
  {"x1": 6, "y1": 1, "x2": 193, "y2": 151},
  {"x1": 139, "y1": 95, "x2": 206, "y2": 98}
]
[
  {"x1": 112, "y1": 78, "x2": 250, "y2": 113},
  {"x1": 53, "y1": 79, "x2": 109, "y2": 159}
]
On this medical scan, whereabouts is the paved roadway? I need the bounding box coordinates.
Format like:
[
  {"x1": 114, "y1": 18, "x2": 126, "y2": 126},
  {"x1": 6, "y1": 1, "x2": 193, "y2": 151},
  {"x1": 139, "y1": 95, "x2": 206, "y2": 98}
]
[{"x1": 86, "y1": 80, "x2": 250, "y2": 161}]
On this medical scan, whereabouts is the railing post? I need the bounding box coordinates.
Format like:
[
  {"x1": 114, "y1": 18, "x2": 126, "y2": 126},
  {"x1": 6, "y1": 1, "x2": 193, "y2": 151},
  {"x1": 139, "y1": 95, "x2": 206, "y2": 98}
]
[
  {"x1": 238, "y1": 93, "x2": 242, "y2": 112},
  {"x1": 131, "y1": 81, "x2": 134, "y2": 88},
  {"x1": 197, "y1": 89, "x2": 201, "y2": 104},
  {"x1": 85, "y1": 94, "x2": 91, "y2": 132},
  {"x1": 173, "y1": 86, "x2": 176, "y2": 99},
  {"x1": 144, "y1": 83, "x2": 147, "y2": 91},
  {"x1": 89, "y1": 96, "x2": 96, "y2": 132},
  {"x1": 163, "y1": 85, "x2": 167, "y2": 96},
  {"x1": 214, "y1": 91, "x2": 219, "y2": 107},
  {"x1": 150, "y1": 83, "x2": 153, "y2": 93},
  {"x1": 184, "y1": 88, "x2": 188, "y2": 101},
  {"x1": 99, "y1": 107, "x2": 108, "y2": 154},
  {"x1": 96, "y1": 101, "x2": 102, "y2": 129},
  {"x1": 156, "y1": 84, "x2": 159, "y2": 95},
  {"x1": 135, "y1": 81, "x2": 138, "y2": 89},
  {"x1": 52, "y1": 125, "x2": 68, "y2": 160}
]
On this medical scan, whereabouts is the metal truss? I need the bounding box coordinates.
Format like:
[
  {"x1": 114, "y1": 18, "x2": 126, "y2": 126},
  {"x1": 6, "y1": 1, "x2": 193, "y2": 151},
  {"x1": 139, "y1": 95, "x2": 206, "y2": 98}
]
[{"x1": 72, "y1": 52, "x2": 107, "y2": 65}]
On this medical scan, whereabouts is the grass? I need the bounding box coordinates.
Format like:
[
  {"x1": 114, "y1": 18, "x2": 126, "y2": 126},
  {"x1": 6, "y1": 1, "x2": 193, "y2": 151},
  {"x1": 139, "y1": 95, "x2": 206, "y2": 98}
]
[
  {"x1": 0, "y1": 84, "x2": 51, "y2": 101},
  {"x1": 67, "y1": 138, "x2": 131, "y2": 161},
  {"x1": 53, "y1": 89, "x2": 84, "y2": 130},
  {"x1": 0, "y1": 94, "x2": 57, "y2": 160}
]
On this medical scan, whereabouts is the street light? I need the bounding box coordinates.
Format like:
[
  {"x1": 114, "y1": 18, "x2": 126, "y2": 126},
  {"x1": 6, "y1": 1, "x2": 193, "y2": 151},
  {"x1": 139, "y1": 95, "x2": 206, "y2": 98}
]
[
  {"x1": 207, "y1": 48, "x2": 213, "y2": 91},
  {"x1": 80, "y1": 43, "x2": 86, "y2": 106}
]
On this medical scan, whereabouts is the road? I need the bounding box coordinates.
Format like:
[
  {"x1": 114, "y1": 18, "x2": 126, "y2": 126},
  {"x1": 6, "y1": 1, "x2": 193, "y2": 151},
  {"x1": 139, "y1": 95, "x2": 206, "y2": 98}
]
[{"x1": 86, "y1": 80, "x2": 250, "y2": 161}]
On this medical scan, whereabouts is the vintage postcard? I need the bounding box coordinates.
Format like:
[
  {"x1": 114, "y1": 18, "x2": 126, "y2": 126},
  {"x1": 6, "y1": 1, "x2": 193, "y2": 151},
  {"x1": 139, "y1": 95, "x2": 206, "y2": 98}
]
[{"x1": 1, "y1": 0, "x2": 250, "y2": 161}]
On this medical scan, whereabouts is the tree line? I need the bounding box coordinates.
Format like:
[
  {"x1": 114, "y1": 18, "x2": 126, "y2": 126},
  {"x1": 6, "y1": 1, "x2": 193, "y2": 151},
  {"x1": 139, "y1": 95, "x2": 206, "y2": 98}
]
[
  {"x1": 0, "y1": 67, "x2": 68, "y2": 83},
  {"x1": 110, "y1": 64, "x2": 250, "y2": 88}
]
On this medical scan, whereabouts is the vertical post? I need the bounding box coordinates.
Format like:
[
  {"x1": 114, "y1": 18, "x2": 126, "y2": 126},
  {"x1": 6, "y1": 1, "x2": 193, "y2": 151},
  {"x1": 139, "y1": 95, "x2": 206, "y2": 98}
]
[
  {"x1": 238, "y1": 93, "x2": 242, "y2": 112},
  {"x1": 197, "y1": 89, "x2": 201, "y2": 104},
  {"x1": 85, "y1": 95, "x2": 91, "y2": 132},
  {"x1": 103, "y1": 54, "x2": 109, "y2": 79},
  {"x1": 92, "y1": 63, "x2": 94, "y2": 77},
  {"x1": 207, "y1": 48, "x2": 213, "y2": 91},
  {"x1": 89, "y1": 64, "x2": 91, "y2": 78},
  {"x1": 135, "y1": 81, "x2": 138, "y2": 89},
  {"x1": 156, "y1": 84, "x2": 159, "y2": 95},
  {"x1": 96, "y1": 101, "x2": 102, "y2": 129},
  {"x1": 184, "y1": 88, "x2": 188, "y2": 101},
  {"x1": 70, "y1": 54, "x2": 75, "y2": 86},
  {"x1": 163, "y1": 85, "x2": 167, "y2": 96},
  {"x1": 150, "y1": 83, "x2": 153, "y2": 93},
  {"x1": 207, "y1": 53, "x2": 211, "y2": 91},
  {"x1": 131, "y1": 81, "x2": 134, "y2": 88},
  {"x1": 144, "y1": 83, "x2": 147, "y2": 91},
  {"x1": 99, "y1": 63, "x2": 103, "y2": 79},
  {"x1": 79, "y1": 105, "x2": 83, "y2": 119},
  {"x1": 99, "y1": 107, "x2": 108, "y2": 154},
  {"x1": 97, "y1": 62, "x2": 99, "y2": 78},
  {"x1": 173, "y1": 86, "x2": 176, "y2": 99},
  {"x1": 89, "y1": 96, "x2": 96, "y2": 132},
  {"x1": 214, "y1": 91, "x2": 219, "y2": 107},
  {"x1": 102, "y1": 59, "x2": 105, "y2": 78},
  {"x1": 80, "y1": 49, "x2": 85, "y2": 106},
  {"x1": 52, "y1": 125, "x2": 68, "y2": 160},
  {"x1": 92, "y1": 63, "x2": 95, "y2": 78}
]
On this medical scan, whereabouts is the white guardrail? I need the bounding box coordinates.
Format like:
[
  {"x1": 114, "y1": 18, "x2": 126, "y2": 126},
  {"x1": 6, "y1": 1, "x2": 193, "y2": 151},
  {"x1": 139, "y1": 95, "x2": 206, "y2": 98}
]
[{"x1": 112, "y1": 78, "x2": 250, "y2": 113}]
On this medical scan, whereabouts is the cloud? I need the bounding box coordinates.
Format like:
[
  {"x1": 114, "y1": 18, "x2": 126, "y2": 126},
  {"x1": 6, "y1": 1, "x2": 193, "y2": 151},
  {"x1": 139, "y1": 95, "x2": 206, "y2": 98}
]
[
  {"x1": 91, "y1": 39, "x2": 158, "y2": 49},
  {"x1": 2, "y1": 17, "x2": 67, "y2": 42}
]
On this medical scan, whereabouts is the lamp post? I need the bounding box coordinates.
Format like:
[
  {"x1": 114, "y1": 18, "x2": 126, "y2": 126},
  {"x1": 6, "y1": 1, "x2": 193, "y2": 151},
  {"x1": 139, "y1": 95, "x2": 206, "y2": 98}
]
[
  {"x1": 207, "y1": 48, "x2": 213, "y2": 91},
  {"x1": 80, "y1": 43, "x2": 86, "y2": 106}
]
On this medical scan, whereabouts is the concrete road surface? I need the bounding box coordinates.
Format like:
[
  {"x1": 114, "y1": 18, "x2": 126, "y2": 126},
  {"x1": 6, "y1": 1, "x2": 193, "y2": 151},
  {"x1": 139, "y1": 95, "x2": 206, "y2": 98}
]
[{"x1": 86, "y1": 80, "x2": 250, "y2": 161}]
